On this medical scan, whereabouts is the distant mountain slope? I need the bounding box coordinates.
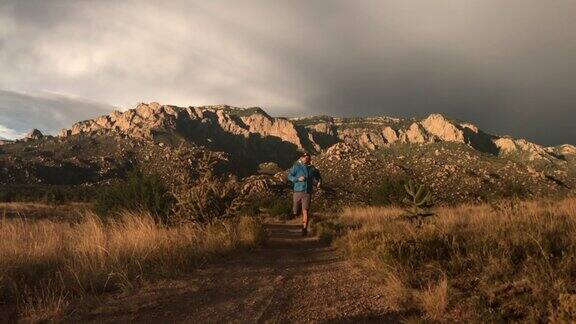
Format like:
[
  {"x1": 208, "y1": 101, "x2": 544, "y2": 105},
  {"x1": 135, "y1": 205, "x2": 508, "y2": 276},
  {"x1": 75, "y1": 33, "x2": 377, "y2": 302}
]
[{"x1": 1, "y1": 102, "x2": 574, "y2": 203}]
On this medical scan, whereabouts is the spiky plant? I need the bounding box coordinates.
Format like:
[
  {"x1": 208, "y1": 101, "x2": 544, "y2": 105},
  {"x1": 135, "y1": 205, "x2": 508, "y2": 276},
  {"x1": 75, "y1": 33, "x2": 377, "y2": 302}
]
[
  {"x1": 171, "y1": 151, "x2": 242, "y2": 224},
  {"x1": 403, "y1": 179, "x2": 435, "y2": 224}
]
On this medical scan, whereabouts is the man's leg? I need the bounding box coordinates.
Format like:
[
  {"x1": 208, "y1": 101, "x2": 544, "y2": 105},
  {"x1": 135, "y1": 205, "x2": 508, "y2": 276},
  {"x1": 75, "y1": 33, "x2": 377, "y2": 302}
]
[
  {"x1": 301, "y1": 193, "x2": 311, "y2": 235},
  {"x1": 293, "y1": 192, "x2": 302, "y2": 219}
]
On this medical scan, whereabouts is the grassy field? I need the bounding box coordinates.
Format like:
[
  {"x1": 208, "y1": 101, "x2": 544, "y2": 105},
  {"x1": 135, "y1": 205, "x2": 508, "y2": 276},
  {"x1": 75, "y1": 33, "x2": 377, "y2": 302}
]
[
  {"x1": 0, "y1": 211, "x2": 263, "y2": 322},
  {"x1": 315, "y1": 198, "x2": 576, "y2": 322}
]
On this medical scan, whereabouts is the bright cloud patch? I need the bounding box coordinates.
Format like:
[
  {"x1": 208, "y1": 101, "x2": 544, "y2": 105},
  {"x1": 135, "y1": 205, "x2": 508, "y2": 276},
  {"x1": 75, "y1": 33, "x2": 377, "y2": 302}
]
[{"x1": 0, "y1": 123, "x2": 25, "y2": 140}]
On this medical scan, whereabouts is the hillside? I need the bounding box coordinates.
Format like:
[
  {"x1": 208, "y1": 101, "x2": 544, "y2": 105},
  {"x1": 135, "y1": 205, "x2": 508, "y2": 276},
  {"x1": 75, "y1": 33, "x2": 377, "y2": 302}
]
[{"x1": 0, "y1": 102, "x2": 574, "y2": 204}]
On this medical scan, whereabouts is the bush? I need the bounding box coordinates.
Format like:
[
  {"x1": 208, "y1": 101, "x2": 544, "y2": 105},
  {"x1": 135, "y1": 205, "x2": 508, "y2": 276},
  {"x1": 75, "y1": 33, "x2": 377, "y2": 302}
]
[
  {"x1": 42, "y1": 187, "x2": 66, "y2": 205},
  {"x1": 171, "y1": 175, "x2": 240, "y2": 224},
  {"x1": 503, "y1": 180, "x2": 529, "y2": 198},
  {"x1": 171, "y1": 157, "x2": 241, "y2": 225},
  {"x1": 0, "y1": 186, "x2": 95, "y2": 203},
  {"x1": 268, "y1": 198, "x2": 293, "y2": 218},
  {"x1": 95, "y1": 170, "x2": 174, "y2": 219},
  {"x1": 370, "y1": 175, "x2": 408, "y2": 205},
  {"x1": 240, "y1": 196, "x2": 293, "y2": 218},
  {"x1": 239, "y1": 199, "x2": 261, "y2": 216},
  {"x1": 0, "y1": 189, "x2": 15, "y2": 202}
]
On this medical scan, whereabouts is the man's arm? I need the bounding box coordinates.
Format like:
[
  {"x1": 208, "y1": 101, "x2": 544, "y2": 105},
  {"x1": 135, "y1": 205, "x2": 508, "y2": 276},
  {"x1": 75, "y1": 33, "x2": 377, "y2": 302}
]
[{"x1": 287, "y1": 165, "x2": 298, "y2": 182}]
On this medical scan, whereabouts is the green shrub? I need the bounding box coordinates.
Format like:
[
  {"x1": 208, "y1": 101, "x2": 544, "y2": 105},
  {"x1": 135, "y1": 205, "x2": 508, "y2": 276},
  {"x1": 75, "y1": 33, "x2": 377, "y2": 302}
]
[
  {"x1": 95, "y1": 170, "x2": 174, "y2": 219},
  {"x1": 503, "y1": 180, "x2": 529, "y2": 198},
  {"x1": 0, "y1": 186, "x2": 95, "y2": 203},
  {"x1": 239, "y1": 199, "x2": 262, "y2": 216},
  {"x1": 42, "y1": 187, "x2": 66, "y2": 205},
  {"x1": 0, "y1": 190, "x2": 15, "y2": 202},
  {"x1": 370, "y1": 176, "x2": 408, "y2": 205},
  {"x1": 240, "y1": 196, "x2": 293, "y2": 218},
  {"x1": 268, "y1": 198, "x2": 292, "y2": 218}
]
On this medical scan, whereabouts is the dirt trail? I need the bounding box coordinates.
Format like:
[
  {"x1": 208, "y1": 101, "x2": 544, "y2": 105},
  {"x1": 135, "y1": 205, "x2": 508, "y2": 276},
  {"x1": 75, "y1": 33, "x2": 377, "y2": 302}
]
[{"x1": 73, "y1": 221, "x2": 395, "y2": 323}]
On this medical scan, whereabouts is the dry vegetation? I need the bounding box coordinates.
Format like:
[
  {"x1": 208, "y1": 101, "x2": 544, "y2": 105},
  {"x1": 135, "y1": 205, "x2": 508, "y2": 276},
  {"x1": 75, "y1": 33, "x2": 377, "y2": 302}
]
[
  {"x1": 316, "y1": 198, "x2": 576, "y2": 322},
  {"x1": 0, "y1": 212, "x2": 263, "y2": 321}
]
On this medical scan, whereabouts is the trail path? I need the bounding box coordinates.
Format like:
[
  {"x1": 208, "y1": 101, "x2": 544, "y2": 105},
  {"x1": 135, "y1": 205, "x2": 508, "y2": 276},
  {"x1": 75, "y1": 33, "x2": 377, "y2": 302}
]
[{"x1": 73, "y1": 221, "x2": 395, "y2": 323}]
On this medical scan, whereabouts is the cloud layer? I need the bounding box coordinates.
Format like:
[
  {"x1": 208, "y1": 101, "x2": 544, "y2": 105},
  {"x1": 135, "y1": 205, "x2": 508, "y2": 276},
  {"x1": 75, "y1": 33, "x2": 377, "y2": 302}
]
[
  {"x1": 0, "y1": 90, "x2": 113, "y2": 139},
  {"x1": 0, "y1": 0, "x2": 575, "y2": 144}
]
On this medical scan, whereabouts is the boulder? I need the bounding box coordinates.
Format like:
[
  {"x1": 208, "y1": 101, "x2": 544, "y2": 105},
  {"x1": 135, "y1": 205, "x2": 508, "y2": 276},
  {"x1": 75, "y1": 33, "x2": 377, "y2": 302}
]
[{"x1": 382, "y1": 127, "x2": 398, "y2": 144}]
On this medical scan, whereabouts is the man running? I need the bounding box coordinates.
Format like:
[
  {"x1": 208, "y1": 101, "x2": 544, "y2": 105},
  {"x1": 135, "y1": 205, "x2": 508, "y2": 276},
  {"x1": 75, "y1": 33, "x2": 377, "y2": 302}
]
[{"x1": 287, "y1": 152, "x2": 322, "y2": 236}]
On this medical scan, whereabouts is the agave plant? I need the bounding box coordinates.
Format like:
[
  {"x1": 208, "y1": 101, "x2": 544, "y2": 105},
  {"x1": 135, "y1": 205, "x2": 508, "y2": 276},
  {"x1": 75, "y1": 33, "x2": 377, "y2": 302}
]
[{"x1": 403, "y1": 179, "x2": 435, "y2": 224}]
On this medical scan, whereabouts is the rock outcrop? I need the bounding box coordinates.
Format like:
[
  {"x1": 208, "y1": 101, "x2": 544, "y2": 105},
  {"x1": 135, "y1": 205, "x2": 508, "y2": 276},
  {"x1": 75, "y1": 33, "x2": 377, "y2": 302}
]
[
  {"x1": 401, "y1": 123, "x2": 429, "y2": 144},
  {"x1": 420, "y1": 114, "x2": 465, "y2": 142},
  {"x1": 25, "y1": 129, "x2": 44, "y2": 141},
  {"x1": 382, "y1": 127, "x2": 399, "y2": 144}
]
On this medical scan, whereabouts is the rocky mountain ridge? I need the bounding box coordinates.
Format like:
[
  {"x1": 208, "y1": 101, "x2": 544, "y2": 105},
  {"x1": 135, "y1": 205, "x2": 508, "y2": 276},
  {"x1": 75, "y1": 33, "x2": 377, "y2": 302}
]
[
  {"x1": 61, "y1": 103, "x2": 309, "y2": 149},
  {"x1": 1, "y1": 102, "x2": 574, "y2": 205},
  {"x1": 58, "y1": 102, "x2": 574, "y2": 166}
]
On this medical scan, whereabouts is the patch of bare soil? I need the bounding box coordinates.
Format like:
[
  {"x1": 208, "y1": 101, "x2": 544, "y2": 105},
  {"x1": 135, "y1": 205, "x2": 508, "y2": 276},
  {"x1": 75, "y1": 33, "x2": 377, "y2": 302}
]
[{"x1": 69, "y1": 221, "x2": 396, "y2": 323}]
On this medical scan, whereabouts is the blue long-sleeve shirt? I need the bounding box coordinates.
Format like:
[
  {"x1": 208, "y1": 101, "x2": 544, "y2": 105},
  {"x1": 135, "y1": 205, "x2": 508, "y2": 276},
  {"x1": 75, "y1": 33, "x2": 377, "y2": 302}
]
[{"x1": 287, "y1": 162, "x2": 322, "y2": 193}]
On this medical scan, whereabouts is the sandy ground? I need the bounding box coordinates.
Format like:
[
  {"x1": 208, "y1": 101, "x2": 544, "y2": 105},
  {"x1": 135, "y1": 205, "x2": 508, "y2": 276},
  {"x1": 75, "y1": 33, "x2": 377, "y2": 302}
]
[{"x1": 69, "y1": 221, "x2": 397, "y2": 323}]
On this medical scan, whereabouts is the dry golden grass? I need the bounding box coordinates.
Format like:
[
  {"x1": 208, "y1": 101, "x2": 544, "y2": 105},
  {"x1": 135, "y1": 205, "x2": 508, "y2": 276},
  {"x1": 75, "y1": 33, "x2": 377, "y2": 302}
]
[
  {"x1": 419, "y1": 277, "x2": 449, "y2": 321},
  {"x1": 0, "y1": 211, "x2": 263, "y2": 321},
  {"x1": 381, "y1": 273, "x2": 412, "y2": 312},
  {"x1": 328, "y1": 198, "x2": 576, "y2": 322}
]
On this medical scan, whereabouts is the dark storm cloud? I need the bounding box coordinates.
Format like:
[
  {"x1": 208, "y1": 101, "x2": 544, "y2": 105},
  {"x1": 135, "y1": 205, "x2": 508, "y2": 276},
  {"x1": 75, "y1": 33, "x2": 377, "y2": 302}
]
[{"x1": 0, "y1": 0, "x2": 575, "y2": 145}]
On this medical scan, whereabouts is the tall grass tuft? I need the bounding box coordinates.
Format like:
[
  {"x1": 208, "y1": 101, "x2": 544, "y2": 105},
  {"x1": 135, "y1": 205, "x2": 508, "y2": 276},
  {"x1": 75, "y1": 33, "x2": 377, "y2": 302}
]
[
  {"x1": 419, "y1": 277, "x2": 449, "y2": 320},
  {"x1": 0, "y1": 212, "x2": 263, "y2": 320}
]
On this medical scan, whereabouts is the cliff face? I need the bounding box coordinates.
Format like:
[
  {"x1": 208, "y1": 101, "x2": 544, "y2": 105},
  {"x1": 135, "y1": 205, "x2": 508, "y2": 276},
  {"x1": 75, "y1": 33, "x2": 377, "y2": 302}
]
[
  {"x1": 61, "y1": 103, "x2": 305, "y2": 147},
  {"x1": 58, "y1": 102, "x2": 575, "y2": 169}
]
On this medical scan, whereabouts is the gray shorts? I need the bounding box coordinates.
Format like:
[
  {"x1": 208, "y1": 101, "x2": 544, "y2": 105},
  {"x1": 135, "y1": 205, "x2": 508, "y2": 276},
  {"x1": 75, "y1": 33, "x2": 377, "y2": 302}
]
[{"x1": 293, "y1": 192, "x2": 312, "y2": 215}]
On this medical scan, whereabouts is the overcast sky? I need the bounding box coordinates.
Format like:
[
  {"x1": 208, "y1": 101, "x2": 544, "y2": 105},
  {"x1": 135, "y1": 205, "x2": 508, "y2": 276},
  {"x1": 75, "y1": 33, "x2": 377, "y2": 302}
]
[{"x1": 0, "y1": 0, "x2": 575, "y2": 145}]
